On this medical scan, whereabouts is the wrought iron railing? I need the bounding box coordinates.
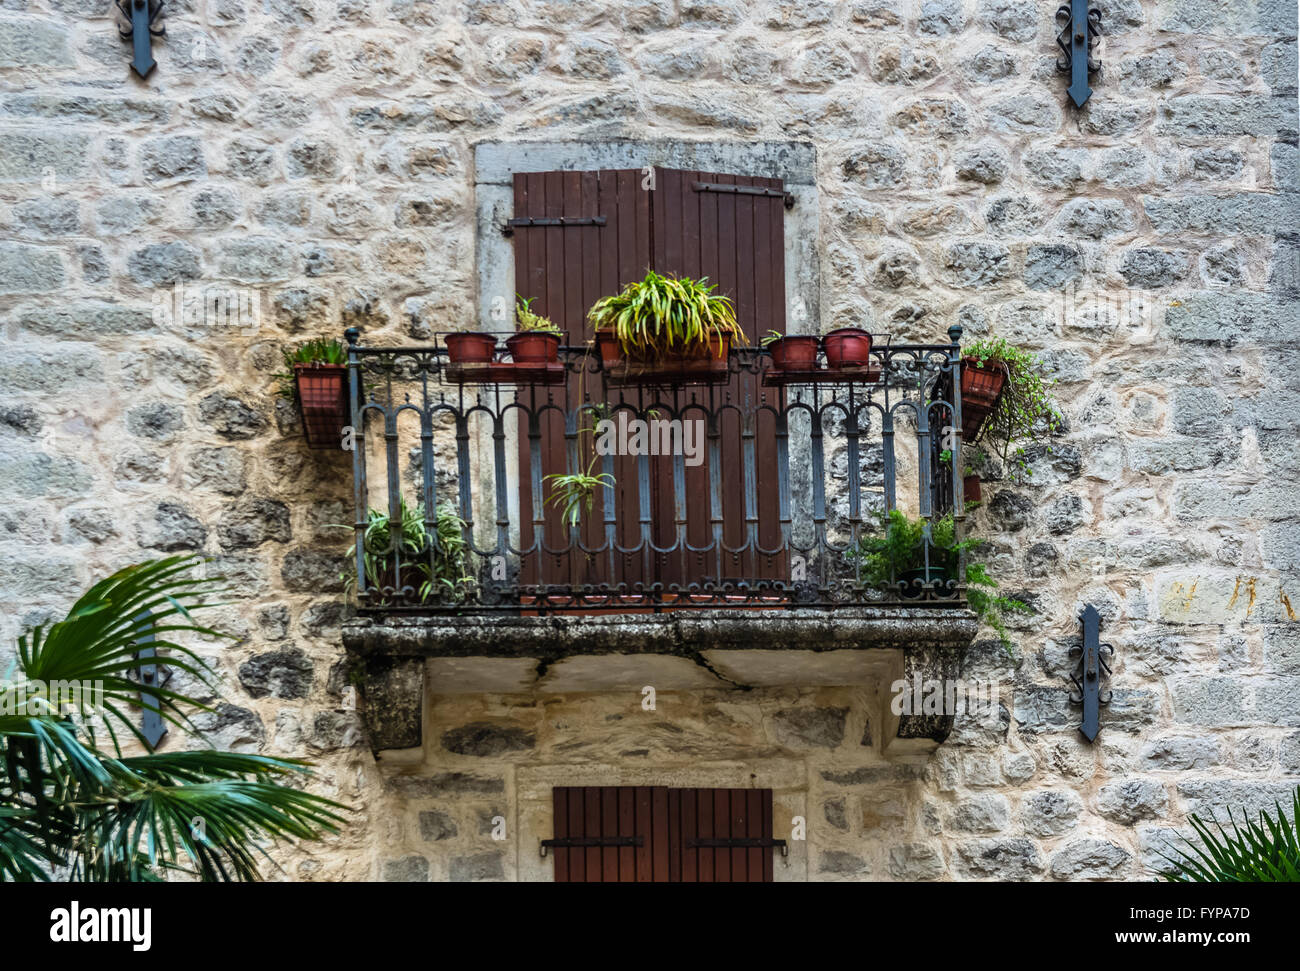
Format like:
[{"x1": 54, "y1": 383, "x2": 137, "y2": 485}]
[{"x1": 344, "y1": 325, "x2": 972, "y2": 613}]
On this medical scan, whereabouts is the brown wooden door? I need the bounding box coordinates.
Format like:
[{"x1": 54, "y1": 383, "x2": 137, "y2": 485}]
[
  {"x1": 512, "y1": 167, "x2": 788, "y2": 602},
  {"x1": 550, "y1": 786, "x2": 775, "y2": 883}
]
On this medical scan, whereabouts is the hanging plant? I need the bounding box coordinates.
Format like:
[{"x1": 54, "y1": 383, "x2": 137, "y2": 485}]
[
  {"x1": 963, "y1": 336, "x2": 1062, "y2": 480},
  {"x1": 273, "y1": 338, "x2": 350, "y2": 450}
]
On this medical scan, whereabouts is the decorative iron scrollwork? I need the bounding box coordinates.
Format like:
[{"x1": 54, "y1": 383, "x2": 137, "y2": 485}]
[
  {"x1": 116, "y1": 0, "x2": 166, "y2": 79},
  {"x1": 1055, "y1": 0, "x2": 1102, "y2": 108},
  {"x1": 1069, "y1": 603, "x2": 1113, "y2": 742}
]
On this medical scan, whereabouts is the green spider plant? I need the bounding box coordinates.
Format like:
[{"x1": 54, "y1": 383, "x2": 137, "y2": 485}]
[
  {"x1": 587, "y1": 270, "x2": 745, "y2": 359},
  {"x1": 1157, "y1": 787, "x2": 1300, "y2": 882},
  {"x1": 545, "y1": 458, "x2": 615, "y2": 529},
  {"x1": 0, "y1": 556, "x2": 348, "y2": 882}
]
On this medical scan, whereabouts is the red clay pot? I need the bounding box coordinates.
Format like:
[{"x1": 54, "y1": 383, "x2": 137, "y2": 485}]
[
  {"x1": 960, "y1": 356, "x2": 1008, "y2": 439},
  {"x1": 506, "y1": 332, "x2": 561, "y2": 364},
  {"x1": 768, "y1": 335, "x2": 820, "y2": 371},
  {"x1": 444, "y1": 332, "x2": 497, "y2": 364},
  {"x1": 822, "y1": 327, "x2": 873, "y2": 368},
  {"x1": 293, "y1": 362, "x2": 348, "y2": 450},
  {"x1": 595, "y1": 332, "x2": 730, "y2": 373}
]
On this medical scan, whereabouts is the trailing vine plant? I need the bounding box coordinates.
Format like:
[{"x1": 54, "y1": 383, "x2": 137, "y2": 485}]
[{"x1": 964, "y1": 335, "x2": 1062, "y2": 480}]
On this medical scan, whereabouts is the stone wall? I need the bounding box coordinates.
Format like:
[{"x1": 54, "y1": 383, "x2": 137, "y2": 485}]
[{"x1": 0, "y1": 0, "x2": 1297, "y2": 880}]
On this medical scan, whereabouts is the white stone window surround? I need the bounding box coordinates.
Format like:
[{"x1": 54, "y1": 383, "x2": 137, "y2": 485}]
[{"x1": 473, "y1": 139, "x2": 822, "y2": 336}]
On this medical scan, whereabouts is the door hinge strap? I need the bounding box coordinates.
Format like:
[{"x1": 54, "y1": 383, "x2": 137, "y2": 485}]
[
  {"x1": 687, "y1": 837, "x2": 789, "y2": 856},
  {"x1": 691, "y1": 182, "x2": 795, "y2": 209},
  {"x1": 540, "y1": 835, "x2": 643, "y2": 857},
  {"x1": 503, "y1": 216, "x2": 606, "y2": 236}
]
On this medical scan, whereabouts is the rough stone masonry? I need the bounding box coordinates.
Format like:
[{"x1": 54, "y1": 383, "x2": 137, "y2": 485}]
[{"x1": 0, "y1": 0, "x2": 1297, "y2": 880}]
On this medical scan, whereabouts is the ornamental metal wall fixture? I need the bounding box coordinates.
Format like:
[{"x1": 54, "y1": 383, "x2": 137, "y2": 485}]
[
  {"x1": 116, "y1": 0, "x2": 165, "y2": 79},
  {"x1": 1070, "y1": 604, "x2": 1114, "y2": 742},
  {"x1": 1056, "y1": 1, "x2": 1102, "y2": 107}
]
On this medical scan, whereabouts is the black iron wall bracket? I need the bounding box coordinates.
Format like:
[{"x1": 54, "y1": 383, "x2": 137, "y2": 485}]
[
  {"x1": 132, "y1": 609, "x2": 171, "y2": 749},
  {"x1": 116, "y1": 0, "x2": 165, "y2": 79},
  {"x1": 1056, "y1": 1, "x2": 1102, "y2": 107},
  {"x1": 1069, "y1": 603, "x2": 1113, "y2": 742}
]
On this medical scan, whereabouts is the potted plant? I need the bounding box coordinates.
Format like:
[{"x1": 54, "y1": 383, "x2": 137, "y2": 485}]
[
  {"x1": 940, "y1": 445, "x2": 989, "y2": 503},
  {"x1": 587, "y1": 271, "x2": 745, "y2": 376},
  {"x1": 274, "y1": 337, "x2": 350, "y2": 450},
  {"x1": 822, "y1": 326, "x2": 873, "y2": 368},
  {"x1": 962, "y1": 336, "x2": 1062, "y2": 479},
  {"x1": 507, "y1": 295, "x2": 563, "y2": 364},
  {"x1": 334, "y1": 498, "x2": 471, "y2": 606},
  {"x1": 849, "y1": 509, "x2": 1028, "y2": 651},
  {"x1": 762, "y1": 329, "x2": 820, "y2": 371}
]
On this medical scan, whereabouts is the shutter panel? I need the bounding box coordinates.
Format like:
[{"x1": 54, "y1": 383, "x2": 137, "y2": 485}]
[
  {"x1": 513, "y1": 170, "x2": 651, "y2": 598},
  {"x1": 548, "y1": 786, "x2": 776, "y2": 882},
  {"x1": 650, "y1": 169, "x2": 788, "y2": 594}
]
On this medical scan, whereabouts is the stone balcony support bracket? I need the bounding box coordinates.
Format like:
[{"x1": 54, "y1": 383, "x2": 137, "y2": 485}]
[{"x1": 343, "y1": 608, "x2": 978, "y2": 757}]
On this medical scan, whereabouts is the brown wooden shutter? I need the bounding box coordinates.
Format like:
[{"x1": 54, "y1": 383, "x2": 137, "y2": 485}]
[
  {"x1": 512, "y1": 170, "x2": 651, "y2": 596},
  {"x1": 649, "y1": 169, "x2": 788, "y2": 591},
  {"x1": 549, "y1": 786, "x2": 775, "y2": 883},
  {"x1": 512, "y1": 167, "x2": 789, "y2": 600}
]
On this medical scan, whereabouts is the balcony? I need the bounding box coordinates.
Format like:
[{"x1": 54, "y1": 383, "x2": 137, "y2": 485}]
[{"x1": 337, "y1": 327, "x2": 979, "y2": 754}]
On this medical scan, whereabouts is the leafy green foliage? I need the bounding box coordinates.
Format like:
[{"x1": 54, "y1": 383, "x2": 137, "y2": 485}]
[
  {"x1": 0, "y1": 557, "x2": 348, "y2": 882},
  {"x1": 515, "y1": 295, "x2": 562, "y2": 335},
  {"x1": 849, "y1": 509, "x2": 1028, "y2": 653},
  {"x1": 546, "y1": 459, "x2": 615, "y2": 529},
  {"x1": 587, "y1": 271, "x2": 744, "y2": 359},
  {"x1": 964, "y1": 335, "x2": 1062, "y2": 479},
  {"x1": 273, "y1": 337, "x2": 347, "y2": 398},
  {"x1": 337, "y1": 498, "x2": 471, "y2": 604},
  {"x1": 1158, "y1": 788, "x2": 1300, "y2": 882}
]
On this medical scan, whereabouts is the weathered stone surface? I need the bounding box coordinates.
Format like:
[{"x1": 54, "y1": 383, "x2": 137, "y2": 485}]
[
  {"x1": 382, "y1": 855, "x2": 429, "y2": 881},
  {"x1": 441, "y1": 723, "x2": 536, "y2": 757},
  {"x1": 888, "y1": 842, "x2": 945, "y2": 879},
  {"x1": 1097, "y1": 779, "x2": 1169, "y2": 824},
  {"x1": 772, "y1": 706, "x2": 848, "y2": 748},
  {"x1": 1049, "y1": 839, "x2": 1130, "y2": 880},
  {"x1": 1021, "y1": 789, "x2": 1082, "y2": 836},
  {"x1": 418, "y1": 810, "x2": 458, "y2": 841},
  {"x1": 956, "y1": 837, "x2": 1043, "y2": 880},
  {"x1": 136, "y1": 501, "x2": 207, "y2": 552},
  {"x1": 449, "y1": 852, "x2": 504, "y2": 881},
  {"x1": 239, "y1": 646, "x2": 314, "y2": 699}
]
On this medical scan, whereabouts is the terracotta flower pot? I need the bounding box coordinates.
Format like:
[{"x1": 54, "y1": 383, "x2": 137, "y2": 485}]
[
  {"x1": 293, "y1": 362, "x2": 349, "y2": 450},
  {"x1": 506, "y1": 332, "x2": 561, "y2": 364},
  {"x1": 960, "y1": 356, "x2": 1008, "y2": 439},
  {"x1": 822, "y1": 327, "x2": 873, "y2": 368},
  {"x1": 595, "y1": 332, "x2": 730, "y2": 376},
  {"x1": 444, "y1": 332, "x2": 498, "y2": 364},
  {"x1": 963, "y1": 474, "x2": 982, "y2": 503},
  {"x1": 768, "y1": 335, "x2": 820, "y2": 371}
]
